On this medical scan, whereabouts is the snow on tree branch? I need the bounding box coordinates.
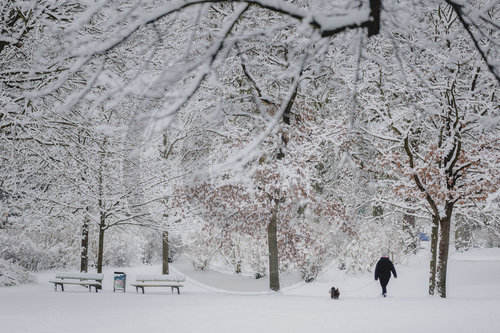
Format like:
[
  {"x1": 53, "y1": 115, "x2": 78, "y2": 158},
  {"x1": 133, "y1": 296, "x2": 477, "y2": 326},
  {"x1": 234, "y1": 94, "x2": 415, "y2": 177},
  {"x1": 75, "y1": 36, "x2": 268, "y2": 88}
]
[{"x1": 446, "y1": 0, "x2": 500, "y2": 82}]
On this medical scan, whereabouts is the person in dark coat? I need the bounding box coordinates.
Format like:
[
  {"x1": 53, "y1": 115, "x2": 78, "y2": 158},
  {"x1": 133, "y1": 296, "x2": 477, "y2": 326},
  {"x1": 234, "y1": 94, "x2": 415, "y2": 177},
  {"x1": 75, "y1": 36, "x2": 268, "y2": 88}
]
[{"x1": 374, "y1": 251, "x2": 397, "y2": 297}]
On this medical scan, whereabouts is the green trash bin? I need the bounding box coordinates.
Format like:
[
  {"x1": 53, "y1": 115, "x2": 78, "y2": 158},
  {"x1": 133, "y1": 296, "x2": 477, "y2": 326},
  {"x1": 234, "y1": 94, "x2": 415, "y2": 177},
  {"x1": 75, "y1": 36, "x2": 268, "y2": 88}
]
[{"x1": 113, "y1": 272, "x2": 126, "y2": 292}]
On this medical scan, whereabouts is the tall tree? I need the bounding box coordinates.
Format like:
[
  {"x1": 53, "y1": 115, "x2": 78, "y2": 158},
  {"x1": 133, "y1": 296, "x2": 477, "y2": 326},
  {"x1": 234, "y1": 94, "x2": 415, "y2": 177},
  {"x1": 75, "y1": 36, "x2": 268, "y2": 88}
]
[{"x1": 355, "y1": 2, "x2": 499, "y2": 297}]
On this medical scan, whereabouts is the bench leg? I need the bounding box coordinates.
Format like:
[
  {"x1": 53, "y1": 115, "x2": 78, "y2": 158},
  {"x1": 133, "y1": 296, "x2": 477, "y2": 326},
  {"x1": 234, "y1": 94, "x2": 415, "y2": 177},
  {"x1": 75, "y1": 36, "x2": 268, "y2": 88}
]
[
  {"x1": 141, "y1": 286, "x2": 145, "y2": 294},
  {"x1": 169, "y1": 286, "x2": 180, "y2": 294}
]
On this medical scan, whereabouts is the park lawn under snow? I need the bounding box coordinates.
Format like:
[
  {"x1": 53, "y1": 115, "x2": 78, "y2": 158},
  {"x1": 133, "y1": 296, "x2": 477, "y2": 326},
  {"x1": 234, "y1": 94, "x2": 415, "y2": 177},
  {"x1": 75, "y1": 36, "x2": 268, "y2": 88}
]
[{"x1": 1, "y1": 247, "x2": 500, "y2": 333}]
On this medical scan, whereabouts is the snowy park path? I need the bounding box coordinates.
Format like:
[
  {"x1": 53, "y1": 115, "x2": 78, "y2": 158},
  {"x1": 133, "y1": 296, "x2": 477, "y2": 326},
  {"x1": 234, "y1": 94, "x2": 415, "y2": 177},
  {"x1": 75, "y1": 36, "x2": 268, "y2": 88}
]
[{"x1": 1, "y1": 248, "x2": 500, "y2": 333}]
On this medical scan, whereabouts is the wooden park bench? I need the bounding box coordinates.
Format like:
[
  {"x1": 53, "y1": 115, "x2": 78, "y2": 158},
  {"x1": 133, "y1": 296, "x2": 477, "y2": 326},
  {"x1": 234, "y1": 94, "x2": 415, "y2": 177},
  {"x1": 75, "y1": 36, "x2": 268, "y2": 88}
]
[
  {"x1": 49, "y1": 272, "x2": 104, "y2": 292},
  {"x1": 130, "y1": 274, "x2": 185, "y2": 294}
]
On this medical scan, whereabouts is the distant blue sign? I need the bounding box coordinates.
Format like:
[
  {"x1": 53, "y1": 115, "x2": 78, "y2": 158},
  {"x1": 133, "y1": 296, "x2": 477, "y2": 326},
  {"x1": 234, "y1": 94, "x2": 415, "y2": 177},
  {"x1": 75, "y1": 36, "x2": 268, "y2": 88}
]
[{"x1": 420, "y1": 232, "x2": 430, "y2": 241}]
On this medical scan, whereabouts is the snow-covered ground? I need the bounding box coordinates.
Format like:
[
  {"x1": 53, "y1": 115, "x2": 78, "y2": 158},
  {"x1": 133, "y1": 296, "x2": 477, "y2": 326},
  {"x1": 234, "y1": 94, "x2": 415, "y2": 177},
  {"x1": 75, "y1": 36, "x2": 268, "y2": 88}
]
[{"x1": 1, "y1": 247, "x2": 500, "y2": 333}]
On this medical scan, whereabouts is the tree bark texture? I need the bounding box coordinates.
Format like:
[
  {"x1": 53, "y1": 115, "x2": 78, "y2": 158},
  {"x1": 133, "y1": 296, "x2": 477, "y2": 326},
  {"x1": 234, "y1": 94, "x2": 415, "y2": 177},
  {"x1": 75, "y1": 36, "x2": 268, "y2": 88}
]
[
  {"x1": 162, "y1": 230, "x2": 169, "y2": 275},
  {"x1": 436, "y1": 205, "x2": 453, "y2": 298},
  {"x1": 428, "y1": 217, "x2": 439, "y2": 295},
  {"x1": 80, "y1": 217, "x2": 89, "y2": 273},
  {"x1": 97, "y1": 160, "x2": 105, "y2": 274},
  {"x1": 268, "y1": 200, "x2": 280, "y2": 291},
  {"x1": 97, "y1": 212, "x2": 105, "y2": 274}
]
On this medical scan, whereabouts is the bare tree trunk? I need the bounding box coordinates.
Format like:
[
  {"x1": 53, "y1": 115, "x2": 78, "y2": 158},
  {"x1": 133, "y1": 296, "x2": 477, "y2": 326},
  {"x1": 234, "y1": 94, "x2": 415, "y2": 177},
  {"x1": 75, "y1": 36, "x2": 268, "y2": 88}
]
[
  {"x1": 436, "y1": 204, "x2": 453, "y2": 298},
  {"x1": 268, "y1": 199, "x2": 280, "y2": 291},
  {"x1": 162, "y1": 230, "x2": 169, "y2": 275},
  {"x1": 97, "y1": 211, "x2": 105, "y2": 274},
  {"x1": 96, "y1": 156, "x2": 106, "y2": 274},
  {"x1": 428, "y1": 216, "x2": 439, "y2": 295},
  {"x1": 80, "y1": 217, "x2": 89, "y2": 273}
]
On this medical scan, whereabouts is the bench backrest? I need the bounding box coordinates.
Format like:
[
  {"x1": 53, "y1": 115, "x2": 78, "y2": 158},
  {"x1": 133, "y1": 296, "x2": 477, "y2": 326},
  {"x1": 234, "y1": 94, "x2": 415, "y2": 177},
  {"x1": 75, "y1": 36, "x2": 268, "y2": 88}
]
[
  {"x1": 55, "y1": 273, "x2": 104, "y2": 281},
  {"x1": 135, "y1": 274, "x2": 185, "y2": 282}
]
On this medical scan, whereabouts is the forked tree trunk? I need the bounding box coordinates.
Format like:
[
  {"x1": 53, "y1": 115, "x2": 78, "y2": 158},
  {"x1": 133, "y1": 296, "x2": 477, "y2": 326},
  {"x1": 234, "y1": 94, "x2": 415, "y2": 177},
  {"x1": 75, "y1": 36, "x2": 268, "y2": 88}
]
[
  {"x1": 428, "y1": 216, "x2": 439, "y2": 295},
  {"x1": 268, "y1": 199, "x2": 280, "y2": 291},
  {"x1": 162, "y1": 230, "x2": 169, "y2": 275},
  {"x1": 80, "y1": 217, "x2": 89, "y2": 273}
]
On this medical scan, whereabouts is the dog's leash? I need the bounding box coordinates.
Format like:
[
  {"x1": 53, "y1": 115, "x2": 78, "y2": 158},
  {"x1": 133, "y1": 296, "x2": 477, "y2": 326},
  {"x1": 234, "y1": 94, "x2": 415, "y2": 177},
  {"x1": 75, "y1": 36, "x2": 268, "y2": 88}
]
[{"x1": 339, "y1": 280, "x2": 377, "y2": 293}]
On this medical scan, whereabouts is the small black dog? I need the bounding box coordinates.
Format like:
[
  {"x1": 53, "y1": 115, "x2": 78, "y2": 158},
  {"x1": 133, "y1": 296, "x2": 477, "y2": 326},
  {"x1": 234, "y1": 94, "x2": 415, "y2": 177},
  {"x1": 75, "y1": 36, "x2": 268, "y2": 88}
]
[{"x1": 330, "y1": 287, "x2": 340, "y2": 300}]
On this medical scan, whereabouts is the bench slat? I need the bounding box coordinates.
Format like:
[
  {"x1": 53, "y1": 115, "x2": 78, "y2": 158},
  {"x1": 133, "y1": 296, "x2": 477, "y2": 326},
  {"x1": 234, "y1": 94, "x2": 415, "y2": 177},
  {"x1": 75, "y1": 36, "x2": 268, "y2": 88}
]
[
  {"x1": 55, "y1": 273, "x2": 104, "y2": 280},
  {"x1": 49, "y1": 280, "x2": 102, "y2": 286},
  {"x1": 135, "y1": 274, "x2": 185, "y2": 282},
  {"x1": 130, "y1": 283, "x2": 183, "y2": 287}
]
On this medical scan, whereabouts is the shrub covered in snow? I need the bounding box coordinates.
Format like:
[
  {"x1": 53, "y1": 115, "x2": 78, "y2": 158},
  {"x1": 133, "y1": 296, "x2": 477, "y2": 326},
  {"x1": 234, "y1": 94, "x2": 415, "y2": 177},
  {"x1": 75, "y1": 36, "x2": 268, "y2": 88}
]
[
  {"x1": 245, "y1": 238, "x2": 268, "y2": 279},
  {"x1": 187, "y1": 231, "x2": 217, "y2": 271},
  {"x1": 0, "y1": 259, "x2": 35, "y2": 287},
  {"x1": 103, "y1": 231, "x2": 146, "y2": 267},
  {"x1": 0, "y1": 234, "x2": 77, "y2": 271},
  {"x1": 332, "y1": 216, "x2": 413, "y2": 274},
  {"x1": 297, "y1": 256, "x2": 325, "y2": 283},
  {"x1": 190, "y1": 252, "x2": 215, "y2": 271}
]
